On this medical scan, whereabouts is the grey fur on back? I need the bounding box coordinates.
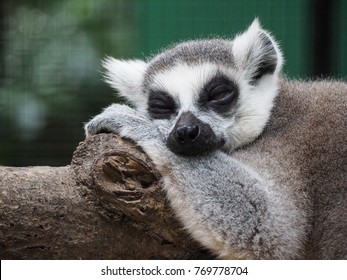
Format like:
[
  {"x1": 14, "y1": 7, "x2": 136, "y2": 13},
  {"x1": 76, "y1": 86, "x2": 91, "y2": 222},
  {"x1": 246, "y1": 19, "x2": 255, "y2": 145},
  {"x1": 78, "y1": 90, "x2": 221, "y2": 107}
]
[{"x1": 234, "y1": 78, "x2": 347, "y2": 259}]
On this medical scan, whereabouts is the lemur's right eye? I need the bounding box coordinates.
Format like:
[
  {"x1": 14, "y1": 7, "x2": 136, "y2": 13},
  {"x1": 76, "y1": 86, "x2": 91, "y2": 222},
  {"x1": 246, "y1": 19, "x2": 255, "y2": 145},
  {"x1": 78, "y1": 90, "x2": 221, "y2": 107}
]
[{"x1": 148, "y1": 90, "x2": 176, "y2": 119}]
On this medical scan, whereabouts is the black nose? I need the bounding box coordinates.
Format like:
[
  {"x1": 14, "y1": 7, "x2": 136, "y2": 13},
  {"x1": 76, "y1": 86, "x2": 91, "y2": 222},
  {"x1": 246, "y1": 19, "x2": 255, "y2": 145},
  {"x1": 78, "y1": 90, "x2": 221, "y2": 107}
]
[
  {"x1": 167, "y1": 111, "x2": 225, "y2": 156},
  {"x1": 176, "y1": 125, "x2": 200, "y2": 143}
]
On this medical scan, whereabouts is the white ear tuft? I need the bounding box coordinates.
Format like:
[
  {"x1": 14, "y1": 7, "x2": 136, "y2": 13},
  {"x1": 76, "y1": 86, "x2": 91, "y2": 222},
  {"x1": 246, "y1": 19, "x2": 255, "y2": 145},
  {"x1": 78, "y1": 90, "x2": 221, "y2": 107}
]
[
  {"x1": 102, "y1": 57, "x2": 148, "y2": 109},
  {"x1": 232, "y1": 19, "x2": 283, "y2": 84},
  {"x1": 249, "y1": 18, "x2": 261, "y2": 33}
]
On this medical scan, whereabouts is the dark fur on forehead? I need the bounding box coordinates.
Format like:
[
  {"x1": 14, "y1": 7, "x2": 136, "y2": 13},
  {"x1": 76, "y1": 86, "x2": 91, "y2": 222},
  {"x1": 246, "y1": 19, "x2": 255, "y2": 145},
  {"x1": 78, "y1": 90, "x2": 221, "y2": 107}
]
[{"x1": 143, "y1": 39, "x2": 234, "y2": 89}]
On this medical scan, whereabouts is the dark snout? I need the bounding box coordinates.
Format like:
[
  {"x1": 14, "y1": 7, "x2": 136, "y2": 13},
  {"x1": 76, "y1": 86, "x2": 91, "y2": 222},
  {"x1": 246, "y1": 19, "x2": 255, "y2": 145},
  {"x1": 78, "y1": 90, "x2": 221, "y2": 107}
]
[{"x1": 167, "y1": 112, "x2": 225, "y2": 156}]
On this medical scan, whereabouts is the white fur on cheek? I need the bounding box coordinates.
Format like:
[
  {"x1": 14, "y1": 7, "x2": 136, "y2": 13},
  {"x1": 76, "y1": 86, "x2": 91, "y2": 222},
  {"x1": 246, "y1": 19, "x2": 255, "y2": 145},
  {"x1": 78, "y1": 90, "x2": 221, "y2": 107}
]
[{"x1": 224, "y1": 74, "x2": 279, "y2": 150}]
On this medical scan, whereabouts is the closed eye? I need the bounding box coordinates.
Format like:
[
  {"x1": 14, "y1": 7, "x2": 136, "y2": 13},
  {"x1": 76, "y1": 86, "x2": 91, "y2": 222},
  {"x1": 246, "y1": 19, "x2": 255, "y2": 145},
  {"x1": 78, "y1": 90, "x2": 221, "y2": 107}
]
[
  {"x1": 199, "y1": 74, "x2": 239, "y2": 113},
  {"x1": 208, "y1": 85, "x2": 235, "y2": 105},
  {"x1": 148, "y1": 90, "x2": 176, "y2": 119}
]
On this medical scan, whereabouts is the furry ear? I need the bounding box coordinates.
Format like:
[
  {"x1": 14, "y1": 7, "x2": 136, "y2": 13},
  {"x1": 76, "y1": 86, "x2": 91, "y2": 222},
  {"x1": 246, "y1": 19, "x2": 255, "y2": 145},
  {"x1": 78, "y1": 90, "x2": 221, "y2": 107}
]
[
  {"x1": 102, "y1": 57, "x2": 148, "y2": 109},
  {"x1": 232, "y1": 19, "x2": 283, "y2": 85}
]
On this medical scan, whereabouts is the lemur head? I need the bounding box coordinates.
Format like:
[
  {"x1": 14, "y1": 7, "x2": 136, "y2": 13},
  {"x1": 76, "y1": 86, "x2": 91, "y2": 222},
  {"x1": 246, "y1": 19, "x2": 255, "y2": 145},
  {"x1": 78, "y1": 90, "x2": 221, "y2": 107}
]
[{"x1": 103, "y1": 19, "x2": 283, "y2": 156}]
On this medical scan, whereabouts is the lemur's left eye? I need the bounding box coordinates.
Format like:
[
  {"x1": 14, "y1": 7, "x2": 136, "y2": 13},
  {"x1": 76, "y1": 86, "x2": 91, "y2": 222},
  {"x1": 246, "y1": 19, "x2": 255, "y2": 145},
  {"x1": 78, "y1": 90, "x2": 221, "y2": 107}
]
[
  {"x1": 148, "y1": 90, "x2": 176, "y2": 119},
  {"x1": 208, "y1": 85, "x2": 235, "y2": 105},
  {"x1": 199, "y1": 75, "x2": 239, "y2": 113}
]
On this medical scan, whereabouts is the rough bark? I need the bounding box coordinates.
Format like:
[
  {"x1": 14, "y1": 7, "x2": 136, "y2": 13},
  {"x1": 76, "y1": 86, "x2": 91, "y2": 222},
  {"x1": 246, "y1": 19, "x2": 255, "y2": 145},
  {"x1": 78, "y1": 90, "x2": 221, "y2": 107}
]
[{"x1": 0, "y1": 134, "x2": 212, "y2": 259}]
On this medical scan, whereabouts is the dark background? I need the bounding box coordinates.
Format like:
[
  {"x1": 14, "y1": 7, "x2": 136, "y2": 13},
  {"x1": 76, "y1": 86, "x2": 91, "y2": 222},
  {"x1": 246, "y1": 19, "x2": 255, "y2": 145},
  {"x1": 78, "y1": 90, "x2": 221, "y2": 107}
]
[{"x1": 0, "y1": 0, "x2": 345, "y2": 166}]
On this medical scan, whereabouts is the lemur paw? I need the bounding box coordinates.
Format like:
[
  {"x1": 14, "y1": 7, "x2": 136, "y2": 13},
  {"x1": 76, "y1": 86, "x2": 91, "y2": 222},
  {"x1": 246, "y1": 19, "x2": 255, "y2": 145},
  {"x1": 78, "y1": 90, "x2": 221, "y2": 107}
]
[{"x1": 84, "y1": 104, "x2": 159, "y2": 142}]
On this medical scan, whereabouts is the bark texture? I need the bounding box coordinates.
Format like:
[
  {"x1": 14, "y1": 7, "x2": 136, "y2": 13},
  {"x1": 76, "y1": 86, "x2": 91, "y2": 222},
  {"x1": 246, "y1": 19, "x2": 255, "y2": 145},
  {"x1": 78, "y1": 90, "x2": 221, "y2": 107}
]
[{"x1": 0, "y1": 134, "x2": 212, "y2": 259}]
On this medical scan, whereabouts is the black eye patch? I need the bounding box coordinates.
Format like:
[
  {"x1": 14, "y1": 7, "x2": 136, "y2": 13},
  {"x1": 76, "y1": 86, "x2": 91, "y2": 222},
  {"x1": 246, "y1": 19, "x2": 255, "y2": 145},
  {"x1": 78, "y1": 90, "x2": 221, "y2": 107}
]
[
  {"x1": 148, "y1": 90, "x2": 177, "y2": 119},
  {"x1": 198, "y1": 74, "x2": 239, "y2": 114}
]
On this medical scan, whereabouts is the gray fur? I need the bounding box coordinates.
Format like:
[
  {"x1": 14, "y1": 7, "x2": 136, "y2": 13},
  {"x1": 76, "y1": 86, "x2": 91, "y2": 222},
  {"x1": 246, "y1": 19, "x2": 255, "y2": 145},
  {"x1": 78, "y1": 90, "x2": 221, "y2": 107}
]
[{"x1": 85, "y1": 21, "x2": 347, "y2": 259}]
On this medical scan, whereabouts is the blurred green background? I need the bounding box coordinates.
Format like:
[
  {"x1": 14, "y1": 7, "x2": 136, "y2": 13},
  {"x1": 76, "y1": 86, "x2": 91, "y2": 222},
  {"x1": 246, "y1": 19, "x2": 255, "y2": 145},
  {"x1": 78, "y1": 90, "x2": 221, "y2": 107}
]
[{"x1": 0, "y1": 0, "x2": 346, "y2": 166}]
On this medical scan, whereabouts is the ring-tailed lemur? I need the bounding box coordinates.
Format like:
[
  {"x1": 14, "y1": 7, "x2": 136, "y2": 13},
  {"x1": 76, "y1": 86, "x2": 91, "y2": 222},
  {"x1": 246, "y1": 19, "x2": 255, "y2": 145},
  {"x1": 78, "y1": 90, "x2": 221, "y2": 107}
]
[{"x1": 85, "y1": 19, "x2": 347, "y2": 259}]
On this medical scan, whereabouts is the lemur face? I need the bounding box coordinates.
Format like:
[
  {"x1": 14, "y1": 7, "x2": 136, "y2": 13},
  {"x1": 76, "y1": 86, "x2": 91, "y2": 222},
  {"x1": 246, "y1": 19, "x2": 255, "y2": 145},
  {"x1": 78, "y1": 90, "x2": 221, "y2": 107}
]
[
  {"x1": 103, "y1": 19, "x2": 283, "y2": 155},
  {"x1": 144, "y1": 61, "x2": 239, "y2": 155}
]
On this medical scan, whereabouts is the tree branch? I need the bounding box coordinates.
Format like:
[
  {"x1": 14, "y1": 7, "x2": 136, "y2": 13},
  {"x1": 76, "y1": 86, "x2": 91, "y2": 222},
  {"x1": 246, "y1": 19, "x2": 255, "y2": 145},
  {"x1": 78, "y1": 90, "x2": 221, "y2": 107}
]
[{"x1": 0, "y1": 134, "x2": 211, "y2": 259}]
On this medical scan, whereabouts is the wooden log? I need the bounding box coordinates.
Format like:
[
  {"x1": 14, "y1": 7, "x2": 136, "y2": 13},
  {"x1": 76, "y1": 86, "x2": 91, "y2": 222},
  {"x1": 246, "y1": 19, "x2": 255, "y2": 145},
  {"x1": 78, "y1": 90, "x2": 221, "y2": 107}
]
[{"x1": 0, "y1": 134, "x2": 212, "y2": 259}]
